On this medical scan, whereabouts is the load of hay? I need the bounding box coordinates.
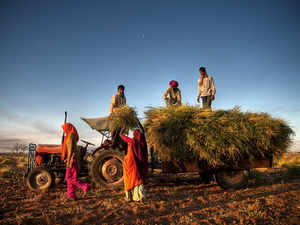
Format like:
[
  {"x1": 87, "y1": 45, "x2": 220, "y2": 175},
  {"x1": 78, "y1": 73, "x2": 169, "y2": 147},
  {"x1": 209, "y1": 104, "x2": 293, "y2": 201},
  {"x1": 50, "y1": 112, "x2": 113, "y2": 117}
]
[
  {"x1": 144, "y1": 105, "x2": 294, "y2": 168},
  {"x1": 110, "y1": 106, "x2": 139, "y2": 131}
]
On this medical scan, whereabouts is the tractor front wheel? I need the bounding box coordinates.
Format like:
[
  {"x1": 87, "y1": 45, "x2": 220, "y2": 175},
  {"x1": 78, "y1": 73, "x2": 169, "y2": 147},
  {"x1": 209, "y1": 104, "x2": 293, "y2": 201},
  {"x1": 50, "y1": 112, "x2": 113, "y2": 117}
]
[{"x1": 26, "y1": 167, "x2": 54, "y2": 192}]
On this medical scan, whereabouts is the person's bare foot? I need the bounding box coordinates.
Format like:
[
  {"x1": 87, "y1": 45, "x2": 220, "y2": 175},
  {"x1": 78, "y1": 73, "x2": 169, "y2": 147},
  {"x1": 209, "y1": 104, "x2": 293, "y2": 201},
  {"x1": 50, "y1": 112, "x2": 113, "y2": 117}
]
[
  {"x1": 81, "y1": 190, "x2": 89, "y2": 198},
  {"x1": 139, "y1": 198, "x2": 146, "y2": 204},
  {"x1": 67, "y1": 197, "x2": 77, "y2": 202},
  {"x1": 124, "y1": 197, "x2": 131, "y2": 202}
]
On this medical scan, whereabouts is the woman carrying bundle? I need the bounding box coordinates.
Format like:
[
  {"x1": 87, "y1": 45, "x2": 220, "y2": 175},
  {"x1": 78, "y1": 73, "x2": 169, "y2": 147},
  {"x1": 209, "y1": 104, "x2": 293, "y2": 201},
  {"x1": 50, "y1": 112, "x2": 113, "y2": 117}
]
[
  {"x1": 120, "y1": 127, "x2": 148, "y2": 202},
  {"x1": 163, "y1": 80, "x2": 182, "y2": 106},
  {"x1": 61, "y1": 123, "x2": 90, "y2": 200}
]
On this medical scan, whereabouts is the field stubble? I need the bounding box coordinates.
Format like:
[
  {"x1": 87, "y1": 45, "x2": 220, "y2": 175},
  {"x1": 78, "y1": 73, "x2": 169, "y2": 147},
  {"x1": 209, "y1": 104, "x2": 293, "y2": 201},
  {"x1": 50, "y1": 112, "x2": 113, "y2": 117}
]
[{"x1": 1, "y1": 153, "x2": 300, "y2": 225}]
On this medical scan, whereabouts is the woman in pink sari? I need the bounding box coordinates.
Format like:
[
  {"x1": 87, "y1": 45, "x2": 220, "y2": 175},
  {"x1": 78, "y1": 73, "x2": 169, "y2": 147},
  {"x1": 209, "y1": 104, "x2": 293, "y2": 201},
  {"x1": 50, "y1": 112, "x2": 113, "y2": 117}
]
[{"x1": 62, "y1": 123, "x2": 90, "y2": 200}]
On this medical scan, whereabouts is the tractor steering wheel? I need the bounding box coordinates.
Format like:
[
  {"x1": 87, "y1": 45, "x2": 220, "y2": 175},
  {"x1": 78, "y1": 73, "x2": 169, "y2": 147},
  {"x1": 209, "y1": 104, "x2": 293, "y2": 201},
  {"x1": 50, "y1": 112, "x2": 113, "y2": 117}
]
[{"x1": 81, "y1": 139, "x2": 95, "y2": 147}]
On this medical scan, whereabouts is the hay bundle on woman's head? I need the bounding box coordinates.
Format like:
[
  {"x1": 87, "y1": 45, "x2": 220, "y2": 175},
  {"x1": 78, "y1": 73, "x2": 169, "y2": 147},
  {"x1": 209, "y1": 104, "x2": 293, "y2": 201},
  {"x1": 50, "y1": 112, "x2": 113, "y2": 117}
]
[
  {"x1": 144, "y1": 105, "x2": 294, "y2": 167},
  {"x1": 110, "y1": 106, "x2": 139, "y2": 131}
]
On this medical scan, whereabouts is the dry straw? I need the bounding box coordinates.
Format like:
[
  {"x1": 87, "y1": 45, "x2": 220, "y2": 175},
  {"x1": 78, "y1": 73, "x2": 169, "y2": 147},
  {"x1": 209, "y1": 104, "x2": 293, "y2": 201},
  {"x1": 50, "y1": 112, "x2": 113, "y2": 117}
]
[
  {"x1": 144, "y1": 105, "x2": 294, "y2": 168},
  {"x1": 110, "y1": 106, "x2": 139, "y2": 131}
]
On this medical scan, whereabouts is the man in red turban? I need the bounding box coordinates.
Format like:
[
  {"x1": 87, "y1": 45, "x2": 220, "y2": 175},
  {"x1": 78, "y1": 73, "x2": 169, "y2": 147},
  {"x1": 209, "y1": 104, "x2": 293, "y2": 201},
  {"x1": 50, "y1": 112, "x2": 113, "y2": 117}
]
[{"x1": 163, "y1": 80, "x2": 182, "y2": 105}]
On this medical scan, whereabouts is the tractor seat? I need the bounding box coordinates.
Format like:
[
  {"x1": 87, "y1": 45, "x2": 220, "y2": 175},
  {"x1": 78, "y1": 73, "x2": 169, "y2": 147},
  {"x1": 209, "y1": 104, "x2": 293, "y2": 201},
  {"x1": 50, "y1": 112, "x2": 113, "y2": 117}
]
[{"x1": 36, "y1": 144, "x2": 62, "y2": 154}]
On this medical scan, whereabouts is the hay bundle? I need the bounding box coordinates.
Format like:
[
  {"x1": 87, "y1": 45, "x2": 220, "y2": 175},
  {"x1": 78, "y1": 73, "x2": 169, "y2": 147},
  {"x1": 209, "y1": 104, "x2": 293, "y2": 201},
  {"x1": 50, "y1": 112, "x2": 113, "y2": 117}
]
[
  {"x1": 110, "y1": 106, "x2": 139, "y2": 131},
  {"x1": 144, "y1": 105, "x2": 294, "y2": 167}
]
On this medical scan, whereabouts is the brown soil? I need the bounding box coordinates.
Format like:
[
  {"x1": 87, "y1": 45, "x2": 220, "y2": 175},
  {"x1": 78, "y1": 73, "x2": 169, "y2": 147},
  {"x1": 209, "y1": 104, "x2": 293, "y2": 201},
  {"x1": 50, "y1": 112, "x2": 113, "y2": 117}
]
[{"x1": 1, "y1": 153, "x2": 300, "y2": 225}]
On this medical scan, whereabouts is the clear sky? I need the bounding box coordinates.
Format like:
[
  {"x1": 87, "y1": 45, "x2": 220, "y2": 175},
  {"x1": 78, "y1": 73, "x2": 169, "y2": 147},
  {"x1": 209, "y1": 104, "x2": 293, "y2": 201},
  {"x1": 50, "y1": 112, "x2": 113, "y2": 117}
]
[{"x1": 1, "y1": 0, "x2": 300, "y2": 152}]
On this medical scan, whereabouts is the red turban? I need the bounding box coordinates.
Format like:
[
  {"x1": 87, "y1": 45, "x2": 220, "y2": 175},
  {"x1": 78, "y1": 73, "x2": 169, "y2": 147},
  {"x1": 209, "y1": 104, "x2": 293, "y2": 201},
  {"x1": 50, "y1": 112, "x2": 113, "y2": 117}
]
[{"x1": 169, "y1": 80, "x2": 179, "y2": 88}]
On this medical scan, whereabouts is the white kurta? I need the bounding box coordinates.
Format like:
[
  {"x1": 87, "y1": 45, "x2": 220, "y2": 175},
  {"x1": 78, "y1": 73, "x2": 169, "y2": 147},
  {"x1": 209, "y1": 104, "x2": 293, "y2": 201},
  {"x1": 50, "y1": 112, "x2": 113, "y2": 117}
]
[
  {"x1": 197, "y1": 75, "x2": 216, "y2": 97},
  {"x1": 109, "y1": 94, "x2": 126, "y2": 114}
]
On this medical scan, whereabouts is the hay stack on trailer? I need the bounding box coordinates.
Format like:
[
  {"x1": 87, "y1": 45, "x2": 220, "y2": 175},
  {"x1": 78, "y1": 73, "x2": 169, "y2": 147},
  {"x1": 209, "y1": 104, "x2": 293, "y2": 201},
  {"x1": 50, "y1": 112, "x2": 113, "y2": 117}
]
[{"x1": 143, "y1": 105, "x2": 294, "y2": 168}]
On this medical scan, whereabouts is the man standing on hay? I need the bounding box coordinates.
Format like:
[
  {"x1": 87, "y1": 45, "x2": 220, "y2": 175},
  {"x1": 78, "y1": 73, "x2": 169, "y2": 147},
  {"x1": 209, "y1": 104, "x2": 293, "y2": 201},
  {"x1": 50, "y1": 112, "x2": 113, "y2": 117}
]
[
  {"x1": 109, "y1": 85, "x2": 127, "y2": 147},
  {"x1": 163, "y1": 80, "x2": 182, "y2": 106},
  {"x1": 197, "y1": 67, "x2": 216, "y2": 110},
  {"x1": 109, "y1": 85, "x2": 126, "y2": 114}
]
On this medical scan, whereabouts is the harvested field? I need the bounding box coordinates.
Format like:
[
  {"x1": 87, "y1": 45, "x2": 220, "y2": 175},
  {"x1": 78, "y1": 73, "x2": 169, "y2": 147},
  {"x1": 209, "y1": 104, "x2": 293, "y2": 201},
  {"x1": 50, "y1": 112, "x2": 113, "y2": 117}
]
[{"x1": 1, "y1": 153, "x2": 300, "y2": 225}]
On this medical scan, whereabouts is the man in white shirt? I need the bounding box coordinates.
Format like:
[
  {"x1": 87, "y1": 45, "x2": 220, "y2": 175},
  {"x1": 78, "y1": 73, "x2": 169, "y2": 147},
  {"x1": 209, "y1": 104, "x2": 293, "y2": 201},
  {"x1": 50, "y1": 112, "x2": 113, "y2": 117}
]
[
  {"x1": 197, "y1": 67, "x2": 216, "y2": 109},
  {"x1": 109, "y1": 85, "x2": 126, "y2": 114},
  {"x1": 109, "y1": 85, "x2": 126, "y2": 148}
]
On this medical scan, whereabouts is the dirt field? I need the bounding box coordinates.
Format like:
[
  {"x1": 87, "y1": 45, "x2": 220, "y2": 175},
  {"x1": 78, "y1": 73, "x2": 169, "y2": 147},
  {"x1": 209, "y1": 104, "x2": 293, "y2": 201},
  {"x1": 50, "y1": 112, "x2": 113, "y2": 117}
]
[{"x1": 1, "y1": 153, "x2": 300, "y2": 225}]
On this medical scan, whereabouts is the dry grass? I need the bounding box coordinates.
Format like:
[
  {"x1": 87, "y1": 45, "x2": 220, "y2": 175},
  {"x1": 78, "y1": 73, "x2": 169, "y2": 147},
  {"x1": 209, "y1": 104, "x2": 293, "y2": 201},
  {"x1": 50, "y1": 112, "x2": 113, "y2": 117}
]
[
  {"x1": 275, "y1": 152, "x2": 300, "y2": 167},
  {"x1": 0, "y1": 153, "x2": 26, "y2": 178},
  {"x1": 110, "y1": 106, "x2": 139, "y2": 131},
  {"x1": 0, "y1": 167, "x2": 11, "y2": 178},
  {"x1": 144, "y1": 105, "x2": 294, "y2": 168}
]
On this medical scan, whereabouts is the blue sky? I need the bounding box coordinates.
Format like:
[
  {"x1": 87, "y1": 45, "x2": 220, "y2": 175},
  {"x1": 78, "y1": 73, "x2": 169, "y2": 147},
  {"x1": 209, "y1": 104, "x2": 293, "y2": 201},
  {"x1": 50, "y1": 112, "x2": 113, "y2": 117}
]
[{"x1": 1, "y1": 0, "x2": 300, "y2": 152}]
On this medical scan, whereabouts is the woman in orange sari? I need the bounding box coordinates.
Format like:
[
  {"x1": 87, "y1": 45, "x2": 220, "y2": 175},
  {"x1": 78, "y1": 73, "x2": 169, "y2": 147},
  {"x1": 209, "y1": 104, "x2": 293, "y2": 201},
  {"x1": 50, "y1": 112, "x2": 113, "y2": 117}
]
[
  {"x1": 62, "y1": 123, "x2": 90, "y2": 200},
  {"x1": 120, "y1": 128, "x2": 148, "y2": 202}
]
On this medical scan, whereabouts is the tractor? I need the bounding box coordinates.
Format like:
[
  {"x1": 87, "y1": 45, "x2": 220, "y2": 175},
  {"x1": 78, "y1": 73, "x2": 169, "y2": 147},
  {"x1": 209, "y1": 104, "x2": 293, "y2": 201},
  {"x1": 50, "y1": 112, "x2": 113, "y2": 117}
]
[
  {"x1": 24, "y1": 115, "x2": 126, "y2": 192},
  {"x1": 24, "y1": 140, "x2": 94, "y2": 191}
]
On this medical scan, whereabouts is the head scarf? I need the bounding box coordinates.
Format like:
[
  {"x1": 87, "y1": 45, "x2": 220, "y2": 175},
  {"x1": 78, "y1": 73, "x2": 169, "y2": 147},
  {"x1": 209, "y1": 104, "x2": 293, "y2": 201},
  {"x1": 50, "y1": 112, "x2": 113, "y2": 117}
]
[
  {"x1": 169, "y1": 80, "x2": 179, "y2": 88},
  {"x1": 61, "y1": 123, "x2": 79, "y2": 160},
  {"x1": 132, "y1": 129, "x2": 148, "y2": 183}
]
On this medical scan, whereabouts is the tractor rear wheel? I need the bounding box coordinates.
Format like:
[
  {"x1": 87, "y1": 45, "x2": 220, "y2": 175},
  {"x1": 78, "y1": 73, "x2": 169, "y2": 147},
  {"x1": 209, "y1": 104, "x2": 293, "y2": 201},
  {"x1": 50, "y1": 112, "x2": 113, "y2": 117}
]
[
  {"x1": 89, "y1": 149, "x2": 124, "y2": 189},
  {"x1": 215, "y1": 170, "x2": 249, "y2": 189},
  {"x1": 26, "y1": 167, "x2": 54, "y2": 192}
]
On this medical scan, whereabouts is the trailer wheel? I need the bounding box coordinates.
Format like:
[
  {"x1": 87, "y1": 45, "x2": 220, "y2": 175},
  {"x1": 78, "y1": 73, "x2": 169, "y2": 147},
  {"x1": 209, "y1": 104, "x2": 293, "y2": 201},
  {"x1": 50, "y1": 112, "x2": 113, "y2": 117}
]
[
  {"x1": 26, "y1": 167, "x2": 54, "y2": 192},
  {"x1": 89, "y1": 149, "x2": 124, "y2": 189},
  {"x1": 215, "y1": 170, "x2": 249, "y2": 189}
]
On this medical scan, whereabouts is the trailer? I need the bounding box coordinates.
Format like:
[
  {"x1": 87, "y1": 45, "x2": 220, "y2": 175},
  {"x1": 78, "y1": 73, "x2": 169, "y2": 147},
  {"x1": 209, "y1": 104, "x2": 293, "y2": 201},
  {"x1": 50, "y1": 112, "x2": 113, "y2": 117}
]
[{"x1": 81, "y1": 116, "x2": 273, "y2": 190}]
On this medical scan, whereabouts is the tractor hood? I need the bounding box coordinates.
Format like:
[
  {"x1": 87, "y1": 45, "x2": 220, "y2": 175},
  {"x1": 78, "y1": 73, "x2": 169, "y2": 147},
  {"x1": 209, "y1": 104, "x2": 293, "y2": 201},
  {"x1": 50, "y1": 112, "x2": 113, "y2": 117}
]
[{"x1": 36, "y1": 144, "x2": 62, "y2": 154}]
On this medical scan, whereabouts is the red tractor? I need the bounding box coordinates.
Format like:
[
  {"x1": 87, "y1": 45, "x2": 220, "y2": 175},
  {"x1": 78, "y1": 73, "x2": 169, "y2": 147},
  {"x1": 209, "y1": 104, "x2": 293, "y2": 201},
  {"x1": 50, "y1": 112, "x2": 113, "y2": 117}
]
[
  {"x1": 24, "y1": 115, "x2": 126, "y2": 192},
  {"x1": 24, "y1": 140, "x2": 94, "y2": 191}
]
